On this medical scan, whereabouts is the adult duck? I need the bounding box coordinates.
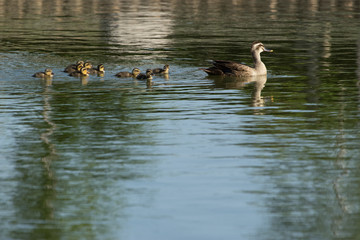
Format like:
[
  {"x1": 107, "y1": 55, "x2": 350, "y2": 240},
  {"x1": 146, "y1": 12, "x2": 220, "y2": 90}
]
[{"x1": 201, "y1": 41, "x2": 273, "y2": 77}]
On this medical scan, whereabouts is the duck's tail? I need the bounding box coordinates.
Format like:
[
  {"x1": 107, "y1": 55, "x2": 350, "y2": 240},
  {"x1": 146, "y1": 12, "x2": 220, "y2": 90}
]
[{"x1": 199, "y1": 67, "x2": 224, "y2": 76}]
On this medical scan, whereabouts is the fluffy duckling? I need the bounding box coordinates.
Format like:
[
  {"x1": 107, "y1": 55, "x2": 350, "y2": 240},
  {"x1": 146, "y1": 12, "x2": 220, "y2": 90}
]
[
  {"x1": 89, "y1": 64, "x2": 105, "y2": 75},
  {"x1": 66, "y1": 63, "x2": 84, "y2": 74},
  {"x1": 153, "y1": 64, "x2": 169, "y2": 74},
  {"x1": 69, "y1": 67, "x2": 89, "y2": 77},
  {"x1": 33, "y1": 68, "x2": 54, "y2": 78},
  {"x1": 136, "y1": 69, "x2": 153, "y2": 80},
  {"x1": 64, "y1": 60, "x2": 84, "y2": 73},
  {"x1": 115, "y1": 68, "x2": 141, "y2": 78},
  {"x1": 84, "y1": 62, "x2": 92, "y2": 70}
]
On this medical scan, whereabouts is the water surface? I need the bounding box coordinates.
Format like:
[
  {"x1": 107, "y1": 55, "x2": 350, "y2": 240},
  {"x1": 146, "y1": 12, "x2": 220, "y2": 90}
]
[{"x1": 1, "y1": 0, "x2": 360, "y2": 239}]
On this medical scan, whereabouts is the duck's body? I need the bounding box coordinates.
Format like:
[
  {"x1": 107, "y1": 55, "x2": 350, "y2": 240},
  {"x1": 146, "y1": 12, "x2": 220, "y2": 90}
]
[
  {"x1": 33, "y1": 68, "x2": 54, "y2": 78},
  {"x1": 69, "y1": 67, "x2": 89, "y2": 77},
  {"x1": 115, "y1": 68, "x2": 141, "y2": 78},
  {"x1": 115, "y1": 72, "x2": 132, "y2": 78},
  {"x1": 153, "y1": 64, "x2": 169, "y2": 74},
  {"x1": 201, "y1": 41, "x2": 273, "y2": 77},
  {"x1": 89, "y1": 64, "x2": 105, "y2": 75},
  {"x1": 64, "y1": 61, "x2": 84, "y2": 73},
  {"x1": 136, "y1": 69, "x2": 153, "y2": 80}
]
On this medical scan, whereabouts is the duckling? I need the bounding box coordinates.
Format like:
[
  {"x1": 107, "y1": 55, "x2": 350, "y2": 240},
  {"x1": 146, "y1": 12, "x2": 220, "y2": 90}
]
[
  {"x1": 69, "y1": 67, "x2": 89, "y2": 77},
  {"x1": 153, "y1": 64, "x2": 169, "y2": 74},
  {"x1": 33, "y1": 68, "x2": 54, "y2": 78},
  {"x1": 115, "y1": 68, "x2": 141, "y2": 78},
  {"x1": 136, "y1": 69, "x2": 153, "y2": 80},
  {"x1": 200, "y1": 41, "x2": 273, "y2": 77},
  {"x1": 66, "y1": 63, "x2": 84, "y2": 74},
  {"x1": 89, "y1": 64, "x2": 105, "y2": 75},
  {"x1": 84, "y1": 62, "x2": 92, "y2": 70},
  {"x1": 64, "y1": 60, "x2": 84, "y2": 73}
]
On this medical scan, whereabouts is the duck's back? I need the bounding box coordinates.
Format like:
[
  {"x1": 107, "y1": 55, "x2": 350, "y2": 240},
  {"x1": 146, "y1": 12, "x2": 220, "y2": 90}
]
[
  {"x1": 115, "y1": 72, "x2": 132, "y2": 77},
  {"x1": 33, "y1": 72, "x2": 45, "y2": 78},
  {"x1": 213, "y1": 60, "x2": 255, "y2": 76}
]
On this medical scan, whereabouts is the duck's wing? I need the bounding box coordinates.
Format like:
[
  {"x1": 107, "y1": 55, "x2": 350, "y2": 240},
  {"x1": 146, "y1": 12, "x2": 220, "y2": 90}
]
[{"x1": 213, "y1": 60, "x2": 253, "y2": 74}]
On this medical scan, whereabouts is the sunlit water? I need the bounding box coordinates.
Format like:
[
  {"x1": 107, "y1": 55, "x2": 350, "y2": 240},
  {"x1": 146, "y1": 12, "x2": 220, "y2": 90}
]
[{"x1": 1, "y1": 0, "x2": 360, "y2": 239}]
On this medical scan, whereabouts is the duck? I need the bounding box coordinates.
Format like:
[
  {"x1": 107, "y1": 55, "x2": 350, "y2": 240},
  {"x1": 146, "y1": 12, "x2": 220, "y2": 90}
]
[
  {"x1": 153, "y1": 64, "x2": 169, "y2": 74},
  {"x1": 89, "y1": 64, "x2": 105, "y2": 75},
  {"x1": 69, "y1": 67, "x2": 89, "y2": 77},
  {"x1": 200, "y1": 41, "x2": 273, "y2": 77},
  {"x1": 64, "y1": 60, "x2": 84, "y2": 73},
  {"x1": 33, "y1": 68, "x2": 54, "y2": 78},
  {"x1": 136, "y1": 69, "x2": 153, "y2": 80},
  {"x1": 115, "y1": 68, "x2": 141, "y2": 78}
]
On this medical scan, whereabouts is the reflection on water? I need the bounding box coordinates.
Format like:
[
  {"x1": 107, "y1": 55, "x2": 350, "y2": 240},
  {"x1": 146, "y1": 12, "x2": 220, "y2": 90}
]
[
  {"x1": 212, "y1": 75, "x2": 269, "y2": 111},
  {"x1": 106, "y1": 9, "x2": 173, "y2": 49},
  {"x1": 39, "y1": 84, "x2": 57, "y2": 221},
  {"x1": 1, "y1": 0, "x2": 360, "y2": 239}
]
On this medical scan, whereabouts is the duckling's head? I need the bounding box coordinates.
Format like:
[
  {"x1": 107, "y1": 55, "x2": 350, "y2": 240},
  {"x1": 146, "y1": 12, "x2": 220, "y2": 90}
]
[
  {"x1": 45, "y1": 68, "x2": 53, "y2": 76},
  {"x1": 163, "y1": 64, "x2": 170, "y2": 70},
  {"x1": 98, "y1": 64, "x2": 105, "y2": 72},
  {"x1": 80, "y1": 67, "x2": 89, "y2": 76},
  {"x1": 146, "y1": 69, "x2": 153, "y2": 79},
  {"x1": 84, "y1": 62, "x2": 92, "y2": 69},
  {"x1": 132, "y1": 68, "x2": 141, "y2": 77},
  {"x1": 76, "y1": 60, "x2": 84, "y2": 65},
  {"x1": 76, "y1": 63, "x2": 84, "y2": 72},
  {"x1": 251, "y1": 41, "x2": 273, "y2": 53}
]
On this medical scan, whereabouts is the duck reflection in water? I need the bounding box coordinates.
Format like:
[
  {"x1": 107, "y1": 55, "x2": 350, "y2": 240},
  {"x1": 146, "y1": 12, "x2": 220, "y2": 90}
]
[
  {"x1": 212, "y1": 75, "x2": 270, "y2": 110},
  {"x1": 250, "y1": 75, "x2": 268, "y2": 108},
  {"x1": 80, "y1": 75, "x2": 89, "y2": 85}
]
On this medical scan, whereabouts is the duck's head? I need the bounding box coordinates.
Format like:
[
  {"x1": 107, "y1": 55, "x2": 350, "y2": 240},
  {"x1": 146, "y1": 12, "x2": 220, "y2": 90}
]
[
  {"x1": 45, "y1": 68, "x2": 53, "y2": 76},
  {"x1": 84, "y1": 62, "x2": 92, "y2": 69},
  {"x1": 76, "y1": 60, "x2": 84, "y2": 65},
  {"x1": 80, "y1": 67, "x2": 89, "y2": 76},
  {"x1": 251, "y1": 41, "x2": 273, "y2": 54},
  {"x1": 164, "y1": 64, "x2": 170, "y2": 70},
  {"x1": 98, "y1": 64, "x2": 105, "y2": 72},
  {"x1": 132, "y1": 68, "x2": 141, "y2": 77}
]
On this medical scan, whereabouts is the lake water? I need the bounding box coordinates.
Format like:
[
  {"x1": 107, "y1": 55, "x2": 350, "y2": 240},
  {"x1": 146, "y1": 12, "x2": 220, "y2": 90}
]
[{"x1": 1, "y1": 0, "x2": 360, "y2": 239}]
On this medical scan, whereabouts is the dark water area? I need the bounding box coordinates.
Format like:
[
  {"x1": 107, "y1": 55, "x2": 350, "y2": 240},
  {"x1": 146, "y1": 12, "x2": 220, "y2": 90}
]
[{"x1": 1, "y1": 0, "x2": 360, "y2": 239}]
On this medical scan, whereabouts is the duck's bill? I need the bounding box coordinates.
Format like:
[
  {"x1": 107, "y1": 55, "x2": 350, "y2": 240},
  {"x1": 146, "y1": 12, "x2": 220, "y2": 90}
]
[{"x1": 264, "y1": 48, "x2": 273, "y2": 52}]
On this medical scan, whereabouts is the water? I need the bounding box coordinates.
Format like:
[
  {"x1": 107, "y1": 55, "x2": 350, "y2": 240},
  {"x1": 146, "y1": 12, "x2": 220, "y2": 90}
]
[{"x1": 1, "y1": 0, "x2": 360, "y2": 239}]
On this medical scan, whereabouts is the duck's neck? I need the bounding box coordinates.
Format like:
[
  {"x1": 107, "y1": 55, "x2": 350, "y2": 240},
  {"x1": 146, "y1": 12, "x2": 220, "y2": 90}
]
[{"x1": 252, "y1": 51, "x2": 267, "y2": 75}]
